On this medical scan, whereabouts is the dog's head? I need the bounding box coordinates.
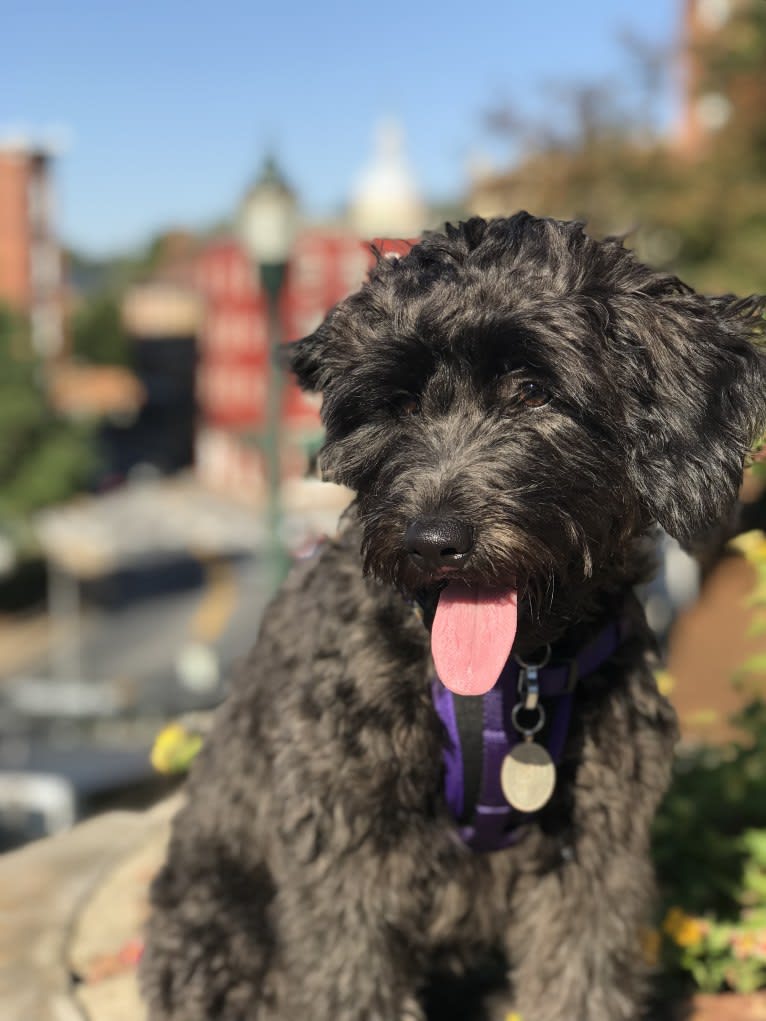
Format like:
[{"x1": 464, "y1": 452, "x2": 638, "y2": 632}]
[{"x1": 289, "y1": 214, "x2": 766, "y2": 691}]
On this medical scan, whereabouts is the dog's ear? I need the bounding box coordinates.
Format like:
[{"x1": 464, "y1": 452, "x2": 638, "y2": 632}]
[
  {"x1": 627, "y1": 292, "x2": 766, "y2": 546},
  {"x1": 284, "y1": 326, "x2": 328, "y2": 393}
]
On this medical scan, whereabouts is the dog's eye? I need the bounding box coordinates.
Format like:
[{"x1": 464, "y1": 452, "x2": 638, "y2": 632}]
[
  {"x1": 516, "y1": 381, "x2": 551, "y2": 409},
  {"x1": 399, "y1": 396, "x2": 420, "y2": 416}
]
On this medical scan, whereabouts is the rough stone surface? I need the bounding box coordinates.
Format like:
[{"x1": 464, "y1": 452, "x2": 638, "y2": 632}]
[{"x1": 0, "y1": 795, "x2": 179, "y2": 1021}]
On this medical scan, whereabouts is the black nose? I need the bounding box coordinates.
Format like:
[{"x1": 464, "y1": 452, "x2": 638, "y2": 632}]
[{"x1": 405, "y1": 518, "x2": 474, "y2": 570}]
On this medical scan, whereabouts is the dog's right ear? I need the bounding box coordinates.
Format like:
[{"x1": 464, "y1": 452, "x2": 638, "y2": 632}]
[
  {"x1": 284, "y1": 327, "x2": 327, "y2": 393},
  {"x1": 626, "y1": 291, "x2": 766, "y2": 546}
]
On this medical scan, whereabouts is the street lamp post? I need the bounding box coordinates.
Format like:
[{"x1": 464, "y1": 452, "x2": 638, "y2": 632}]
[{"x1": 239, "y1": 156, "x2": 299, "y2": 593}]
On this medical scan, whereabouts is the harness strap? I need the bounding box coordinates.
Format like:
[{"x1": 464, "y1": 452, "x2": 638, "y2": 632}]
[
  {"x1": 433, "y1": 614, "x2": 630, "y2": 852},
  {"x1": 452, "y1": 690, "x2": 483, "y2": 824}
]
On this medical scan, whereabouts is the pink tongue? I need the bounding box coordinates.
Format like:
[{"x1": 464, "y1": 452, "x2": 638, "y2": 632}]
[{"x1": 431, "y1": 583, "x2": 518, "y2": 696}]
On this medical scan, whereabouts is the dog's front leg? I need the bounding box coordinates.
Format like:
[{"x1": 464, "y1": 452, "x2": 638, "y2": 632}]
[
  {"x1": 273, "y1": 868, "x2": 426, "y2": 1021},
  {"x1": 142, "y1": 823, "x2": 425, "y2": 1021},
  {"x1": 502, "y1": 669, "x2": 677, "y2": 1021},
  {"x1": 502, "y1": 844, "x2": 656, "y2": 1021},
  {"x1": 141, "y1": 835, "x2": 279, "y2": 1021}
]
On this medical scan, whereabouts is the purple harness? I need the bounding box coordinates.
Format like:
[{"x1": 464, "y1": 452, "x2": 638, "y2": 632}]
[{"x1": 432, "y1": 616, "x2": 629, "y2": 852}]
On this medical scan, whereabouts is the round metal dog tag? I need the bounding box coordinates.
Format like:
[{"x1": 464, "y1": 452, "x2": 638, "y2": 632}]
[{"x1": 500, "y1": 742, "x2": 556, "y2": 813}]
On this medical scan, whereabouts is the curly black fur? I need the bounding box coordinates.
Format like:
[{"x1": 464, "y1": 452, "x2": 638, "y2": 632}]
[{"x1": 141, "y1": 214, "x2": 766, "y2": 1021}]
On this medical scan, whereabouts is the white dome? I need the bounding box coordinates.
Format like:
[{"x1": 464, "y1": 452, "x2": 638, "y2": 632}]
[{"x1": 349, "y1": 119, "x2": 425, "y2": 239}]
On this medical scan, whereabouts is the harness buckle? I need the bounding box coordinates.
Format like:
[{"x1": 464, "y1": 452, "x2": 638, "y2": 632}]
[
  {"x1": 519, "y1": 667, "x2": 540, "y2": 710},
  {"x1": 514, "y1": 644, "x2": 552, "y2": 710},
  {"x1": 511, "y1": 700, "x2": 546, "y2": 737}
]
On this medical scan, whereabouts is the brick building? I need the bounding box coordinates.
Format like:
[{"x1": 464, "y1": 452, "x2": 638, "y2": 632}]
[
  {"x1": 0, "y1": 141, "x2": 64, "y2": 355},
  {"x1": 194, "y1": 230, "x2": 412, "y2": 500}
]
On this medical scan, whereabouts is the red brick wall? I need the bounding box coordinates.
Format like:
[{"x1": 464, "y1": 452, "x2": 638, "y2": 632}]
[
  {"x1": 0, "y1": 150, "x2": 31, "y2": 308},
  {"x1": 194, "y1": 231, "x2": 417, "y2": 496}
]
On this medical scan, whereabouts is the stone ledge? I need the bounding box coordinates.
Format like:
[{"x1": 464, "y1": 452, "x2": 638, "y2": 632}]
[{"x1": 0, "y1": 795, "x2": 179, "y2": 1021}]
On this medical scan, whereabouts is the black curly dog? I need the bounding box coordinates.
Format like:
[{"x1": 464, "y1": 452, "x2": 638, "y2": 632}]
[{"x1": 141, "y1": 214, "x2": 766, "y2": 1021}]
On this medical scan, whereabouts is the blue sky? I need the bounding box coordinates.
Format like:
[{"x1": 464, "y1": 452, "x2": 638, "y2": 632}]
[{"x1": 4, "y1": 1, "x2": 680, "y2": 257}]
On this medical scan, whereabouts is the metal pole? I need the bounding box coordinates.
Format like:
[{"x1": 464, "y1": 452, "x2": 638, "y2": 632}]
[
  {"x1": 261, "y1": 265, "x2": 290, "y2": 593},
  {"x1": 48, "y1": 561, "x2": 82, "y2": 681}
]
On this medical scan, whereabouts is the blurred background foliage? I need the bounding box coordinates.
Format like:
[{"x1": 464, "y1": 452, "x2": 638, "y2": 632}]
[
  {"x1": 67, "y1": 230, "x2": 197, "y2": 367},
  {"x1": 652, "y1": 527, "x2": 766, "y2": 998},
  {"x1": 0, "y1": 306, "x2": 93, "y2": 535},
  {"x1": 479, "y1": 0, "x2": 766, "y2": 295},
  {"x1": 653, "y1": 698, "x2": 766, "y2": 997},
  {"x1": 654, "y1": 699, "x2": 766, "y2": 922},
  {"x1": 70, "y1": 292, "x2": 129, "y2": 367}
]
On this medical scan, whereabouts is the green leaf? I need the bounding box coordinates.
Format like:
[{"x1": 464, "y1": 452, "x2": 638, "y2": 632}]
[
  {"x1": 746, "y1": 616, "x2": 766, "y2": 637},
  {"x1": 732, "y1": 656, "x2": 766, "y2": 689}
]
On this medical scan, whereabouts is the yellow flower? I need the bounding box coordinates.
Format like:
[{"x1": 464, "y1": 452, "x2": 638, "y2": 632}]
[
  {"x1": 151, "y1": 722, "x2": 203, "y2": 774},
  {"x1": 639, "y1": 927, "x2": 661, "y2": 966},
  {"x1": 663, "y1": 908, "x2": 707, "y2": 948},
  {"x1": 728, "y1": 529, "x2": 766, "y2": 564},
  {"x1": 731, "y1": 931, "x2": 758, "y2": 960},
  {"x1": 505, "y1": 1014, "x2": 523, "y2": 1021},
  {"x1": 654, "y1": 670, "x2": 675, "y2": 697},
  {"x1": 731, "y1": 929, "x2": 766, "y2": 961}
]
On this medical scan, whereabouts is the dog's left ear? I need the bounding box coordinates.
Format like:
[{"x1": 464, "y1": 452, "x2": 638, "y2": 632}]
[{"x1": 627, "y1": 293, "x2": 766, "y2": 546}]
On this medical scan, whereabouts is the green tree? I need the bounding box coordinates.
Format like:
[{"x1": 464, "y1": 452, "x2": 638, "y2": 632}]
[
  {"x1": 70, "y1": 291, "x2": 131, "y2": 366},
  {"x1": 678, "y1": 0, "x2": 766, "y2": 294},
  {"x1": 479, "y1": 1, "x2": 766, "y2": 296},
  {"x1": 0, "y1": 305, "x2": 94, "y2": 550},
  {"x1": 68, "y1": 227, "x2": 203, "y2": 366}
]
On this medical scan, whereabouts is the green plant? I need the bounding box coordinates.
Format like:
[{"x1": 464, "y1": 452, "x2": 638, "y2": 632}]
[
  {"x1": 652, "y1": 530, "x2": 766, "y2": 996},
  {"x1": 659, "y1": 832, "x2": 766, "y2": 995},
  {"x1": 70, "y1": 291, "x2": 131, "y2": 366},
  {"x1": 0, "y1": 304, "x2": 94, "y2": 555}
]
